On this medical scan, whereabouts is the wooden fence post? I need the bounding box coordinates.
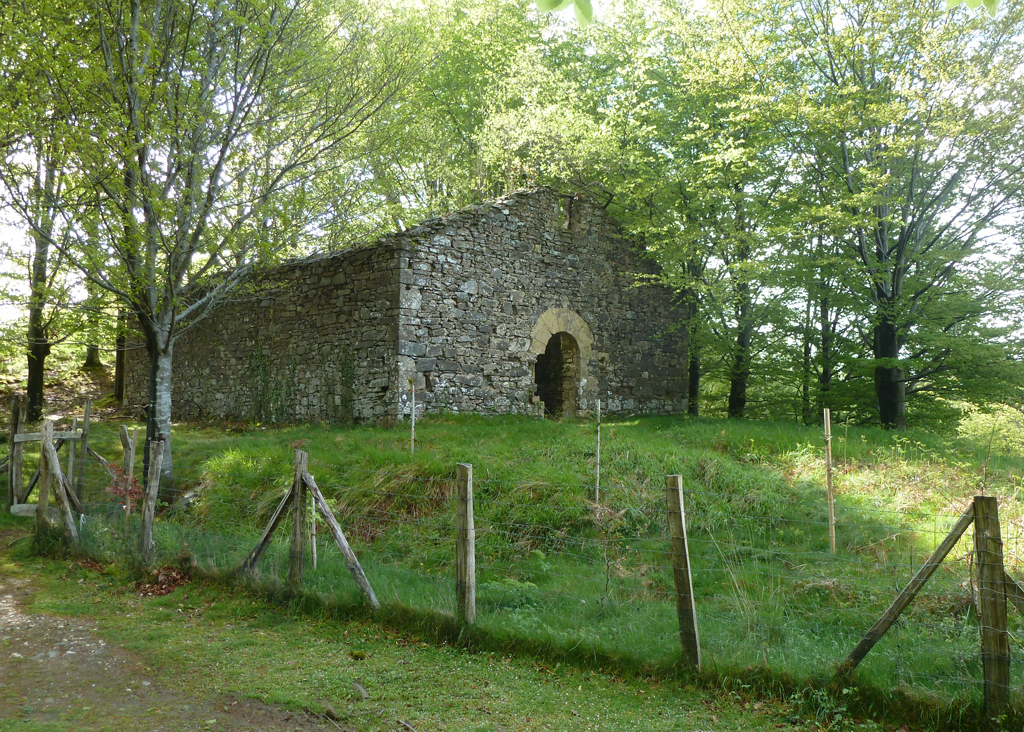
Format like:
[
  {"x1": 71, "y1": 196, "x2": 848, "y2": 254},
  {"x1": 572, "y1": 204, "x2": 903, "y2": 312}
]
[
  {"x1": 824, "y1": 407, "x2": 835, "y2": 554},
  {"x1": 76, "y1": 399, "x2": 91, "y2": 500},
  {"x1": 595, "y1": 399, "x2": 601, "y2": 503},
  {"x1": 66, "y1": 417, "x2": 78, "y2": 492},
  {"x1": 666, "y1": 474, "x2": 700, "y2": 668},
  {"x1": 288, "y1": 450, "x2": 308, "y2": 593},
  {"x1": 975, "y1": 495, "x2": 1009, "y2": 728},
  {"x1": 35, "y1": 420, "x2": 54, "y2": 535},
  {"x1": 456, "y1": 463, "x2": 476, "y2": 625},
  {"x1": 7, "y1": 395, "x2": 21, "y2": 508},
  {"x1": 119, "y1": 425, "x2": 137, "y2": 479},
  {"x1": 39, "y1": 421, "x2": 79, "y2": 543},
  {"x1": 138, "y1": 440, "x2": 164, "y2": 564}
]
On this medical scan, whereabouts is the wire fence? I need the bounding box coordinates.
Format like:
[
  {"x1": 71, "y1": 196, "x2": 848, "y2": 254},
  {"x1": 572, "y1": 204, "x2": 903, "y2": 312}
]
[{"x1": 10, "y1": 431, "x2": 1024, "y2": 725}]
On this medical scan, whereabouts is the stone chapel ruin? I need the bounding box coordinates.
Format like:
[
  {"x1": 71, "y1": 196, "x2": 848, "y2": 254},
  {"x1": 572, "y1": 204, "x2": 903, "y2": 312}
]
[{"x1": 123, "y1": 187, "x2": 689, "y2": 422}]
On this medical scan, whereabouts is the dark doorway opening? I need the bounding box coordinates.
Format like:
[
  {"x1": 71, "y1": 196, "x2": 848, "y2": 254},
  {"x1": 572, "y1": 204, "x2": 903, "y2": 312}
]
[{"x1": 535, "y1": 332, "x2": 580, "y2": 417}]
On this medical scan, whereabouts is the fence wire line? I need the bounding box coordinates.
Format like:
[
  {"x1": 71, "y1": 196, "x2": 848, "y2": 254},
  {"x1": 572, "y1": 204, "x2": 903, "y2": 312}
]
[{"x1": 13, "y1": 453, "x2": 1024, "y2": 711}]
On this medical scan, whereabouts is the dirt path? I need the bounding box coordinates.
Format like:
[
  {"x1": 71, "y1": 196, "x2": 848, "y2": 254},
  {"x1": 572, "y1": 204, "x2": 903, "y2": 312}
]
[{"x1": 0, "y1": 533, "x2": 348, "y2": 732}]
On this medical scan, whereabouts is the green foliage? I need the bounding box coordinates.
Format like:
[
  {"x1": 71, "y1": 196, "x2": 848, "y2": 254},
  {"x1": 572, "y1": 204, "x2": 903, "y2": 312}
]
[{"x1": 958, "y1": 403, "x2": 1024, "y2": 459}]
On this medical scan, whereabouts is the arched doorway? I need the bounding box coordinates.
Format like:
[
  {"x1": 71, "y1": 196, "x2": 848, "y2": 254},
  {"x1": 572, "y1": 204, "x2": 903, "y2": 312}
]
[{"x1": 535, "y1": 332, "x2": 580, "y2": 417}]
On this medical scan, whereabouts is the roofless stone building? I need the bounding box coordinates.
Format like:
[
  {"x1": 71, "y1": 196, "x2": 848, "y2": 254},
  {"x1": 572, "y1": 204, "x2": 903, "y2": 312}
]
[{"x1": 124, "y1": 187, "x2": 689, "y2": 423}]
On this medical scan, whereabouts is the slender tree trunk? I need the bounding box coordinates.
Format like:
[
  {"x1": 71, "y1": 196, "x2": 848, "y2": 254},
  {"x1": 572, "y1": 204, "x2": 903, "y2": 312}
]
[
  {"x1": 687, "y1": 350, "x2": 700, "y2": 417},
  {"x1": 114, "y1": 319, "x2": 126, "y2": 403},
  {"x1": 727, "y1": 280, "x2": 752, "y2": 419},
  {"x1": 25, "y1": 333, "x2": 49, "y2": 423},
  {"x1": 873, "y1": 315, "x2": 907, "y2": 429},
  {"x1": 818, "y1": 292, "x2": 833, "y2": 400},
  {"x1": 801, "y1": 297, "x2": 812, "y2": 425},
  {"x1": 684, "y1": 293, "x2": 700, "y2": 417},
  {"x1": 83, "y1": 345, "x2": 103, "y2": 368},
  {"x1": 114, "y1": 309, "x2": 126, "y2": 401},
  {"x1": 142, "y1": 323, "x2": 175, "y2": 503},
  {"x1": 25, "y1": 159, "x2": 56, "y2": 423}
]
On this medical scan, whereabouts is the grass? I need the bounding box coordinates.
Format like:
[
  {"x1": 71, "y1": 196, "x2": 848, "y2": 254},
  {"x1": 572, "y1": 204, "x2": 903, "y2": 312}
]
[
  {"x1": 0, "y1": 511, "x2": 813, "y2": 732},
  {"x1": 6, "y1": 412, "x2": 1024, "y2": 729}
]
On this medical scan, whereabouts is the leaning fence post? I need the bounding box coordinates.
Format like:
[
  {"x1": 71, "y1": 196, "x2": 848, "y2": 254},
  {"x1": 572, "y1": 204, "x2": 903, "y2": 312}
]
[
  {"x1": 288, "y1": 449, "x2": 309, "y2": 593},
  {"x1": 138, "y1": 440, "x2": 164, "y2": 564},
  {"x1": 824, "y1": 407, "x2": 835, "y2": 554},
  {"x1": 39, "y1": 421, "x2": 79, "y2": 544},
  {"x1": 7, "y1": 395, "x2": 21, "y2": 508},
  {"x1": 666, "y1": 474, "x2": 700, "y2": 668},
  {"x1": 76, "y1": 398, "x2": 91, "y2": 500},
  {"x1": 456, "y1": 463, "x2": 476, "y2": 625},
  {"x1": 35, "y1": 420, "x2": 55, "y2": 536},
  {"x1": 66, "y1": 417, "x2": 78, "y2": 493},
  {"x1": 975, "y1": 495, "x2": 1009, "y2": 728}
]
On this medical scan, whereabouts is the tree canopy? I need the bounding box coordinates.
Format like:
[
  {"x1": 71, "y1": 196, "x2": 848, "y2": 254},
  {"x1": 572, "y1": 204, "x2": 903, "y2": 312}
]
[{"x1": 1, "y1": 0, "x2": 1021, "y2": 435}]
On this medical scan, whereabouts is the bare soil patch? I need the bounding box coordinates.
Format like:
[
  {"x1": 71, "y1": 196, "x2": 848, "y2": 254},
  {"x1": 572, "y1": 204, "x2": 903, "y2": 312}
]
[{"x1": 0, "y1": 532, "x2": 348, "y2": 731}]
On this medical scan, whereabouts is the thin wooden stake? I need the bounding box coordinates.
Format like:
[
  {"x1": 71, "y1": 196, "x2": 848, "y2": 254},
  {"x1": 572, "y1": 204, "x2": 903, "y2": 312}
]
[
  {"x1": 975, "y1": 496, "x2": 1009, "y2": 727},
  {"x1": 304, "y1": 472, "x2": 380, "y2": 610},
  {"x1": 66, "y1": 417, "x2": 78, "y2": 491},
  {"x1": 837, "y1": 505, "x2": 975, "y2": 676},
  {"x1": 76, "y1": 399, "x2": 91, "y2": 500},
  {"x1": 456, "y1": 463, "x2": 476, "y2": 625},
  {"x1": 595, "y1": 399, "x2": 601, "y2": 503},
  {"x1": 130, "y1": 427, "x2": 138, "y2": 478},
  {"x1": 288, "y1": 450, "x2": 308, "y2": 593},
  {"x1": 410, "y1": 379, "x2": 416, "y2": 455},
  {"x1": 824, "y1": 407, "x2": 835, "y2": 554},
  {"x1": 138, "y1": 440, "x2": 164, "y2": 564},
  {"x1": 666, "y1": 474, "x2": 700, "y2": 668}
]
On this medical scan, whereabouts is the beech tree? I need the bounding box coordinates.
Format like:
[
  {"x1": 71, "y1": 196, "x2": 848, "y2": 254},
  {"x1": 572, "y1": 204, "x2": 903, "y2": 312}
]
[
  {"x1": 7, "y1": 0, "x2": 417, "y2": 492},
  {"x1": 743, "y1": 0, "x2": 1024, "y2": 427},
  {"x1": 0, "y1": 0, "x2": 87, "y2": 421}
]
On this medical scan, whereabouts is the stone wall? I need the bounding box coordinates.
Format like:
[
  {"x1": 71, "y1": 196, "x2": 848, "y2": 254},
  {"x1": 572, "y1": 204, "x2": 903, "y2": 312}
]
[
  {"x1": 124, "y1": 187, "x2": 688, "y2": 423},
  {"x1": 392, "y1": 187, "x2": 688, "y2": 417},
  {"x1": 124, "y1": 245, "x2": 401, "y2": 423}
]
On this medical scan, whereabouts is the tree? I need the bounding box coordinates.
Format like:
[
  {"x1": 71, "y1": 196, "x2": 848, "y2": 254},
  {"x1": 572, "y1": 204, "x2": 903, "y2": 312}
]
[
  {"x1": 352, "y1": 0, "x2": 548, "y2": 230},
  {"x1": 743, "y1": 0, "x2": 1024, "y2": 427},
  {"x1": 0, "y1": 0, "x2": 91, "y2": 421},
  {"x1": 7, "y1": 0, "x2": 418, "y2": 492}
]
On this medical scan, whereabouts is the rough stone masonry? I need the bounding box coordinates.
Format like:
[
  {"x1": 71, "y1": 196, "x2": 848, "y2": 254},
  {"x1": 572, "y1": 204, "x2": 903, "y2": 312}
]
[{"x1": 124, "y1": 187, "x2": 689, "y2": 423}]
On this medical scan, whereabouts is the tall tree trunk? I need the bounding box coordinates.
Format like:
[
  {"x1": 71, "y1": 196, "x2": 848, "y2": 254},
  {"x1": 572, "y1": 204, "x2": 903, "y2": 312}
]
[
  {"x1": 83, "y1": 345, "x2": 103, "y2": 368},
  {"x1": 801, "y1": 297, "x2": 812, "y2": 425},
  {"x1": 687, "y1": 350, "x2": 700, "y2": 416},
  {"x1": 25, "y1": 331, "x2": 49, "y2": 423},
  {"x1": 818, "y1": 289, "x2": 833, "y2": 409},
  {"x1": 684, "y1": 292, "x2": 700, "y2": 417},
  {"x1": 25, "y1": 159, "x2": 56, "y2": 423},
  {"x1": 873, "y1": 315, "x2": 907, "y2": 429},
  {"x1": 727, "y1": 289, "x2": 752, "y2": 419},
  {"x1": 142, "y1": 323, "x2": 175, "y2": 503},
  {"x1": 114, "y1": 314, "x2": 126, "y2": 403}
]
